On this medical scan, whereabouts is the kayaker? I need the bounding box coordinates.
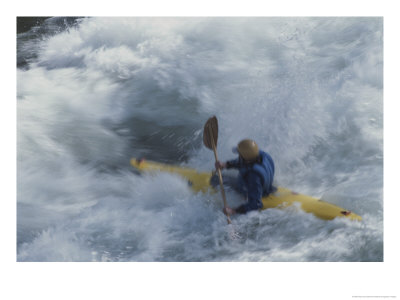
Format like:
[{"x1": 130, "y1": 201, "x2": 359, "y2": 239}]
[{"x1": 215, "y1": 139, "x2": 275, "y2": 215}]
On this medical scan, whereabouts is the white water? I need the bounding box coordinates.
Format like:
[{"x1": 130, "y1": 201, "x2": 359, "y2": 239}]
[{"x1": 17, "y1": 17, "x2": 383, "y2": 261}]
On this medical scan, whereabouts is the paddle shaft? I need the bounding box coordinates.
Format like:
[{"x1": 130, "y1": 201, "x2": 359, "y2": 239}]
[{"x1": 208, "y1": 127, "x2": 232, "y2": 224}]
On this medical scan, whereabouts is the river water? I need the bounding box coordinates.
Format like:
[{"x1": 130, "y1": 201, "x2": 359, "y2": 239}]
[{"x1": 17, "y1": 17, "x2": 383, "y2": 262}]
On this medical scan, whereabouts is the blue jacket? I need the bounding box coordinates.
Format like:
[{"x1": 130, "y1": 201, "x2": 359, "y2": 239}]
[{"x1": 226, "y1": 150, "x2": 275, "y2": 213}]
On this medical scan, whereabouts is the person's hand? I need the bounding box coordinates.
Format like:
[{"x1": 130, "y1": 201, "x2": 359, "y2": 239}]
[
  {"x1": 223, "y1": 206, "x2": 236, "y2": 216},
  {"x1": 215, "y1": 161, "x2": 226, "y2": 170}
]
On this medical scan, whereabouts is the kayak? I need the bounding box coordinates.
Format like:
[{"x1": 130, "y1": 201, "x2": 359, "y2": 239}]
[{"x1": 130, "y1": 158, "x2": 362, "y2": 221}]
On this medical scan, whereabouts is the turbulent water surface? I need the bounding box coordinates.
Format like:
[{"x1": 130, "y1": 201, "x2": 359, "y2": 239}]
[{"x1": 17, "y1": 17, "x2": 383, "y2": 261}]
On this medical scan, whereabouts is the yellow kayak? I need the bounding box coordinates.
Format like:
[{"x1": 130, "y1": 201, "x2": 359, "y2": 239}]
[{"x1": 130, "y1": 158, "x2": 362, "y2": 221}]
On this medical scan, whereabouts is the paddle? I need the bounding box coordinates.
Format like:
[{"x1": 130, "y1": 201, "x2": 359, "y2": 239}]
[{"x1": 203, "y1": 116, "x2": 232, "y2": 224}]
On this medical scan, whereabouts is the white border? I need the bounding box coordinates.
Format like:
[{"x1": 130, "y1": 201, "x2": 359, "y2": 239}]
[{"x1": 2, "y1": 1, "x2": 399, "y2": 299}]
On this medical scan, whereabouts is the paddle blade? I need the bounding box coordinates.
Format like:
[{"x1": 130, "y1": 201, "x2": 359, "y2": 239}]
[{"x1": 203, "y1": 116, "x2": 218, "y2": 149}]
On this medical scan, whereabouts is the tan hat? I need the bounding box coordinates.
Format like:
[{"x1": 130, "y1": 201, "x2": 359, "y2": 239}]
[{"x1": 236, "y1": 139, "x2": 259, "y2": 161}]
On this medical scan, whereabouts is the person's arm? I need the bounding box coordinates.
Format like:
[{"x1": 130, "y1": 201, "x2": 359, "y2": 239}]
[
  {"x1": 225, "y1": 157, "x2": 241, "y2": 169},
  {"x1": 215, "y1": 157, "x2": 241, "y2": 170}
]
